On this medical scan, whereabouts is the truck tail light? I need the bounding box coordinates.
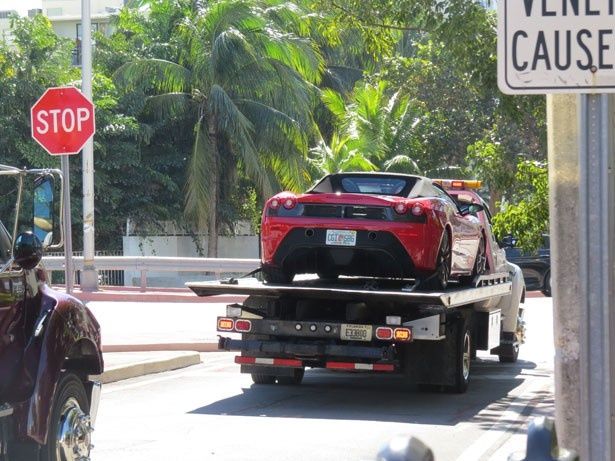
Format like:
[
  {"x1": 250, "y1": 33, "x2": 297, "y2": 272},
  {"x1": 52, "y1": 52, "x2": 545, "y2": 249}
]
[
  {"x1": 375, "y1": 327, "x2": 394, "y2": 340},
  {"x1": 234, "y1": 319, "x2": 252, "y2": 332},
  {"x1": 394, "y1": 327, "x2": 412, "y2": 341},
  {"x1": 218, "y1": 318, "x2": 234, "y2": 331}
]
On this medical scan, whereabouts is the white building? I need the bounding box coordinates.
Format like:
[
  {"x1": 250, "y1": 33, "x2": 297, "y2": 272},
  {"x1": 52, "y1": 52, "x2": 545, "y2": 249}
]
[
  {"x1": 39, "y1": 0, "x2": 125, "y2": 63},
  {"x1": 0, "y1": 10, "x2": 17, "y2": 43}
]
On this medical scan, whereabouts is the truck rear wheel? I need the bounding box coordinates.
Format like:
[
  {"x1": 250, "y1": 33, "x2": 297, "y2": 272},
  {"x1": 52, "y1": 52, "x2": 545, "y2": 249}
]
[
  {"x1": 41, "y1": 372, "x2": 92, "y2": 461},
  {"x1": 451, "y1": 324, "x2": 472, "y2": 393},
  {"x1": 277, "y1": 368, "x2": 305, "y2": 385},
  {"x1": 251, "y1": 373, "x2": 276, "y2": 385}
]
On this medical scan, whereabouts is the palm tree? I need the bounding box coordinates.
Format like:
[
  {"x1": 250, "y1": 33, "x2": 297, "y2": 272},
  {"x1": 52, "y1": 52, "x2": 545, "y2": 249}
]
[
  {"x1": 115, "y1": 0, "x2": 323, "y2": 256},
  {"x1": 320, "y1": 82, "x2": 422, "y2": 175},
  {"x1": 308, "y1": 132, "x2": 376, "y2": 175}
]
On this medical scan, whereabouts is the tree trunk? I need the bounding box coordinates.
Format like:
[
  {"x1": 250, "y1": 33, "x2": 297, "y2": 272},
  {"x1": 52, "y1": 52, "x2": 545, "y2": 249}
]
[{"x1": 207, "y1": 118, "x2": 219, "y2": 258}]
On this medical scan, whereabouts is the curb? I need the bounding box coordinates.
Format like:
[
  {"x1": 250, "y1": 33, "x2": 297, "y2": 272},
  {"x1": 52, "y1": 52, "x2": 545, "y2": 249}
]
[
  {"x1": 103, "y1": 342, "x2": 219, "y2": 353},
  {"x1": 101, "y1": 351, "x2": 201, "y2": 384}
]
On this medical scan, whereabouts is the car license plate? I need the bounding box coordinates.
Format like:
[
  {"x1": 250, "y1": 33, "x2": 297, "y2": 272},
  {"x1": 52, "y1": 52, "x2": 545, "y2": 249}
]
[
  {"x1": 326, "y1": 229, "x2": 357, "y2": 246},
  {"x1": 341, "y1": 324, "x2": 372, "y2": 341}
]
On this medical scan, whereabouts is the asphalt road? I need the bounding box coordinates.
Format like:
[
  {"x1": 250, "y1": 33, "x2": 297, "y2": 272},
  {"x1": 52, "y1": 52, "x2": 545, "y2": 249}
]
[{"x1": 94, "y1": 296, "x2": 554, "y2": 461}]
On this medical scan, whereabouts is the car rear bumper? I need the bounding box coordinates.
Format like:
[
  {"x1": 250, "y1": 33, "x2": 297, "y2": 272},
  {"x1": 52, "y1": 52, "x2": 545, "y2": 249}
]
[{"x1": 264, "y1": 227, "x2": 423, "y2": 279}]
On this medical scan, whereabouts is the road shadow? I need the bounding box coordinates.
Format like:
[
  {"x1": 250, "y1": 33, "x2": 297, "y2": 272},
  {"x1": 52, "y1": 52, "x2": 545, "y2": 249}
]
[{"x1": 189, "y1": 358, "x2": 549, "y2": 426}]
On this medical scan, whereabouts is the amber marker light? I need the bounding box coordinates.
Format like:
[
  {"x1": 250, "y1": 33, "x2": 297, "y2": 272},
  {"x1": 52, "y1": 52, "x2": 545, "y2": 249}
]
[
  {"x1": 217, "y1": 318, "x2": 234, "y2": 331},
  {"x1": 394, "y1": 328, "x2": 412, "y2": 341}
]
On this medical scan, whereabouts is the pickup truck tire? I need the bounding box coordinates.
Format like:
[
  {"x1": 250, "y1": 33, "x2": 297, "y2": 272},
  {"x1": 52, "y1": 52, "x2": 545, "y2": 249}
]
[
  {"x1": 277, "y1": 368, "x2": 305, "y2": 385},
  {"x1": 541, "y1": 270, "x2": 552, "y2": 297},
  {"x1": 41, "y1": 372, "x2": 92, "y2": 461},
  {"x1": 251, "y1": 373, "x2": 276, "y2": 385}
]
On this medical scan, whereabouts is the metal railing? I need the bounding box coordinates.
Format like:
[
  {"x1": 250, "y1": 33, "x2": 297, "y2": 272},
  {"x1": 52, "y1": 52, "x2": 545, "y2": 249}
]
[{"x1": 42, "y1": 255, "x2": 260, "y2": 291}]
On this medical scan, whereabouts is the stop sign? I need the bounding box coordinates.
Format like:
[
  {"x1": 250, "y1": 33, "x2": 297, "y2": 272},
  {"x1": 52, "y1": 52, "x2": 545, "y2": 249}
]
[{"x1": 31, "y1": 86, "x2": 95, "y2": 155}]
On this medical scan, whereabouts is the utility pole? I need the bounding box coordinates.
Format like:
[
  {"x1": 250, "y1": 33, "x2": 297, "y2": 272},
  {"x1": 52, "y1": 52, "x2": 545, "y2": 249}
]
[{"x1": 80, "y1": 0, "x2": 97, "y2": 291}]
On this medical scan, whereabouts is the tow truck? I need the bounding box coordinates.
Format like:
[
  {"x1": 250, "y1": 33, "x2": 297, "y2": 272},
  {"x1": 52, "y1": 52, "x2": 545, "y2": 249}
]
[
  {"x1": 1, "y1": 165, "x2": 102, "y2": 461},
  {"x1": 187, "y1": 181, "x2": 526, "y2": 393}
]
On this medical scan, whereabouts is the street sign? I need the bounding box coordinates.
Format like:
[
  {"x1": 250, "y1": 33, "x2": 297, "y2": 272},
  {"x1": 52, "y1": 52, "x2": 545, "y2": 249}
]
[
  {"x1": 30, "y1": 86, "x2": 95, "y2": 155},
  {"x1": 498, "y1": 0, "x2": 615, "y2": 94}
]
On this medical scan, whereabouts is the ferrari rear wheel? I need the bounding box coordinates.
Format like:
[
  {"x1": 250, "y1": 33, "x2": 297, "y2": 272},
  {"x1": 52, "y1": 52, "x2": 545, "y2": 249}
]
[
  {"x1": 434, "y1": 231, "x2": 451, "y2": 289},
  {"x1": 262, "y1": 266, "x2": 293, "y2": 284},
  {"x1": 473, "y1": 236, "x2": 487, "y2": 276}
]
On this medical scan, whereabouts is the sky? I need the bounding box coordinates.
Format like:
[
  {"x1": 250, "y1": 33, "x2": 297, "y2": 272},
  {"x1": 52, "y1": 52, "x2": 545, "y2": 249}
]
[{"x1": 0, "y1": 0, "x2": 43, "y2": 16}]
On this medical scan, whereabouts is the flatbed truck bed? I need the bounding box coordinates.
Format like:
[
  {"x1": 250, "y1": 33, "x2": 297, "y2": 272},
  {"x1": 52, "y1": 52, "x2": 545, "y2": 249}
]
[{"x1": 186, "y1": 271, "x2": 524, "y2": 393}]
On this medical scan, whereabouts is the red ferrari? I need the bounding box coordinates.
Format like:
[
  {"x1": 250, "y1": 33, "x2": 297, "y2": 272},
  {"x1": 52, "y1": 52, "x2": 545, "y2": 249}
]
[{"x1": 260, "y1": 173, "x2": 487, "y2": 288}]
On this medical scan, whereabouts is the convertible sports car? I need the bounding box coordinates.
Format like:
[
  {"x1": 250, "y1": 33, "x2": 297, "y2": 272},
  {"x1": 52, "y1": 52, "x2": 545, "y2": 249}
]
[{"x1": 260, "y1": 172, "x2": 488, "y2": 288}]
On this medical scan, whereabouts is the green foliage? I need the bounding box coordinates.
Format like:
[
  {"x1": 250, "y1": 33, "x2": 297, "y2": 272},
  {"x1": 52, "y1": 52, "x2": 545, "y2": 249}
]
[{"x1": 492, "y1": 160, "x2": 549, "y2": 252}]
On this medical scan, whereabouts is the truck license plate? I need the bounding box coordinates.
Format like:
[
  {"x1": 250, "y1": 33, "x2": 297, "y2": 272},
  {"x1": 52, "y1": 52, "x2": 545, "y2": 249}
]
[
  {"x1": 326, "y1": 229, "x2": 357, "y2": 246},
  {"x1": 341, "y1": 324, "x2": 372, "y2": 341}
]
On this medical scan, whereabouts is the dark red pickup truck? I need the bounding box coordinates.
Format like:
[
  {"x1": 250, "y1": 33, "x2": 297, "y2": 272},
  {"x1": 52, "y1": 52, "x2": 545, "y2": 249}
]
[{"x1": 0, "y1": 165, "x2": 102, "y2": 461}]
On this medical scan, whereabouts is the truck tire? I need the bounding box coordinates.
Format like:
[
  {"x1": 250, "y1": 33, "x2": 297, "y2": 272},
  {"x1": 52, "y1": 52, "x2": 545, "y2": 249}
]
[
  {"x1": 41, "y1": 372, "x2": 92, "y2": 461},
  {"x1": 251, "y1": 373, "x2": 276, "y2": 385},
  {"x1": 277, "y1": 368, "x2": 305, "y2": 385},
  {"x1": 498, "y1": 343, "x2": 520, "y2": 363},
  {"x1": 450, "y1": 320, "x2": 472, "y2": 394}
]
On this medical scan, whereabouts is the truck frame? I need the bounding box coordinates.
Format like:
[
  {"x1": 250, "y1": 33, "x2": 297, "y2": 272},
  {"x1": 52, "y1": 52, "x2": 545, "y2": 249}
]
[{"x1": 188, "y1": 268, "x2": 525, "y2": 393}]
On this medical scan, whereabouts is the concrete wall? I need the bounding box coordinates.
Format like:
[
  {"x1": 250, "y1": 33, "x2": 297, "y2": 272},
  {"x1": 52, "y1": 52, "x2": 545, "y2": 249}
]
[{"x1": 122, "y1": 235, "x2": 259, "y2": 287}]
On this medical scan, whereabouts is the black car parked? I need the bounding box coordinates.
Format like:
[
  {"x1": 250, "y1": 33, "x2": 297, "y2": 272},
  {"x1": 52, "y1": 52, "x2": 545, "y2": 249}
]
[{"x1": 503, "y1": 234, "x2": 551, "y2": 297}]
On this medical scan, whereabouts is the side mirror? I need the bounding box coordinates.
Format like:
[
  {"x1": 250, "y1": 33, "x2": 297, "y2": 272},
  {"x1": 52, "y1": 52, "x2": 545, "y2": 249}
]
[
  {"x1": 14, "y1": 231, "x2": 43, "y2": 270},
  {"x1": 33, "y1": 175, "x2": 55, "y2": 248},
  {"x1": 460, "y1": 203, "x2": 484, "y2": 216}
]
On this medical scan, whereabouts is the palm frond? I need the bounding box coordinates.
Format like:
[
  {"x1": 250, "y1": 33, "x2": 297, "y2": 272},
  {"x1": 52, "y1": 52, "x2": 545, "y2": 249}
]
[
  {"x1": 184, "y1": 117, "x2": 215, "y2": 230},
  {"x1": 208, "y1": 84, "x2": 274, "y2": 197},
  {"x1": 143, "y1": 92, "x2": 193, "y2": 120},
  {"x1": 383, "y1": 155, "x2": 421, "y2": 174},
  {"x1": 114, "y1": 59, "x2": 191, "y2": 94}
]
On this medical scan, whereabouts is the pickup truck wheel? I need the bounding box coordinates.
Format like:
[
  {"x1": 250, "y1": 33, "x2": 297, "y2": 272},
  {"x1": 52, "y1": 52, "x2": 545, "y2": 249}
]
[
  {"x1": 41, "y1": 373, "x2": 92, "y2": 461},
  {"x1": 277, "y1": 368, "x2": 305, "y2": 385},
  {"x1": 541, "y1": 270, "x2": 552, "y2": 297},
  {"x1": 251, "y1": 373, "x2": 276, "y2": 385}
]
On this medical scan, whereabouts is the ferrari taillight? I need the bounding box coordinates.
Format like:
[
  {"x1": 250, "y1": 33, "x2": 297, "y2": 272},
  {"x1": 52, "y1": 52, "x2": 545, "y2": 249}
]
[
  {"x1": 283, "y1": 196, "x2": 297, "y2": 209},
  {"x1": 269, "y1": 198, "x2": 280, "y2": 210},
  {"x1": 411, "y1": 204, "x2": 424, "y2": 216},
  {"x1": 394, "y1": 202, "x2": 408, "y2": 214}
]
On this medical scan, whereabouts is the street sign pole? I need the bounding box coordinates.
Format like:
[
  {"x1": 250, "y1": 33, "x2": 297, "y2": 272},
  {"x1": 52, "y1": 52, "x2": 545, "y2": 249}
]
[
  {"x1": 60, "y1": 155, "x2": 74, "y2": 294},
  {"x1": 578, "y1": 93, "x2": 615, "y2": 460},
  {"x1": 80, "y1": 0, "x2": 97, "y2": 291}
]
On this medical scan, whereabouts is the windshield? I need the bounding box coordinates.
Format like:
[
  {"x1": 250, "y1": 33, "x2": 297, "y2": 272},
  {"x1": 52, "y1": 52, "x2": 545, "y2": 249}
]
[{"x1": 309, "y1": 174, "x2": 420, "y2": 197}]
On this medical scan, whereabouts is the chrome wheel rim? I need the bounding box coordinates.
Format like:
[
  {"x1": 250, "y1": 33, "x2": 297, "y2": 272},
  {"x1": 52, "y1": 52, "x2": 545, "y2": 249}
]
[
  {"x1": 462, "y1": 332, "x2": 471, "y2": 382},
  {"x1": 55, "y1": 397, "x2": 92, "y2": 461}
]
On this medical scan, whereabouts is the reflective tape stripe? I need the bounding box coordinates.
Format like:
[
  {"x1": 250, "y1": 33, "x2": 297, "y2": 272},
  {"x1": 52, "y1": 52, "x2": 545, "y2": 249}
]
[
  {"x1": 234, "y1": 356, "x2": 302, "y2": 367},
  {"x1": 326, "y1": 362, "x2": 395, "y2": 372}
]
